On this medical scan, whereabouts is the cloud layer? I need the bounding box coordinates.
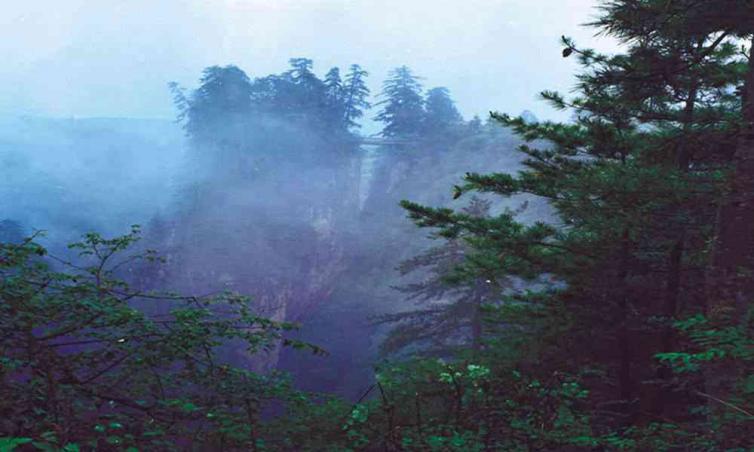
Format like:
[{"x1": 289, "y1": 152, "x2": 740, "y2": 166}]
[{"x1": 1, "y1": 0, "x2": 618, "y2": 121}]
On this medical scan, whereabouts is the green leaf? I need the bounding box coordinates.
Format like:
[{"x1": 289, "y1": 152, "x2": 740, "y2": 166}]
[
  {"x1": 452, "y1": 185, "x2": 463, "y2": 199},
  {"x1": 0, "y1": 438, "x2": 33, "y2": 452},
  {"x1": 181, "y1": 401, "x2": 199, "y2": 412}
]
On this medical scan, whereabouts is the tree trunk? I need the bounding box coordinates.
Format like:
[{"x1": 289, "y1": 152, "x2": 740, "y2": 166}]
[
  {"x1": 616, "y1": 228, "x2": 635, "y2": 422},
  {"x1": 703, "y1": 37, "x2": 754, "y2": 421},
  {"x1": 663, "y1": 80, "x2": 698, "y2": 337},
  {"x1": 656, "y1": 80, "x2": 698, "y2": 416},
  {"x1": 471, "y1": 292, "x2": 482, "y2": 352},
  {"x1": 706, "y1": 39, "x2": 754, "y2": 324}
]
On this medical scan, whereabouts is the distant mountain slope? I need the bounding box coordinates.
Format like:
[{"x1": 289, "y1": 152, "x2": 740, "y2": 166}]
[{"x1": 0, "y1": 116, "x2": 185, "y2": 243}]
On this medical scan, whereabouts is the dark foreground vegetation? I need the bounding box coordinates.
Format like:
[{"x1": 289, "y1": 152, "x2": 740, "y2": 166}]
[{"x1": 2, "y1": 0, "x2": 754, "y2": 450}]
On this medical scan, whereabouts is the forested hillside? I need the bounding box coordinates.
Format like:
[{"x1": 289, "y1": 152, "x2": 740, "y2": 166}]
[{"x1": 1, "y1": 1, "x2": 753, "y2": 450}]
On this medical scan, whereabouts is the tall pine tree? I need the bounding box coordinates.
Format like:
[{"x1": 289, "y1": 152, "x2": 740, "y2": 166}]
[
  {"x1": 375, "y1": 66, "x2": 425, "y2": 138},
  {"x1": 423, "y1": 87, "x2": 463, "y2": 137},
  {"x1": 342, "y1": 64, "x2": 371, "y2": 129},
  {"x1": 375, "y1": 198, "x2": 499, "y2": 356},
  {"x1": 400, "y1": 0, "x2": 751, "y2": 444}
]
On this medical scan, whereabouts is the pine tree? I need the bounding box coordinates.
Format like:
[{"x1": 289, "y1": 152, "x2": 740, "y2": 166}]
[
  {"x1": 374, "y1": 66, "x2": 425, "y2": 138},
  {"x1": 323, "y1": 67, "x2": 346, "y2": 128},
  {"x1": 324, "y1": 67, "x2": 343, "y2": 102},
  {"x1": 375, "y1": 198, "x2": 499, "y2": 356},
  {"x1": 169, "y1": 65, "x2": 259, "y2": 179},
  {"x1": 400, "y1": 0, "x2": 750, "y2": 442},
  {"x1": 285, "y1": 57, "x2": 319, "y2": 86},
  {"x1": 588, "y1": 1, "x2": 751, "y2": 430},
  {"x1": 423, "y1": 87, "x2": 463, "y2": 137},
  {"x1": 702, "y1": 4, "x2": 754, "y2": 324},
  {"x1": 342, "y1": 64, "x2": 371, "y2": 129},
  {"x1": 170, "y1": 65, "x2": 253, "y2": 143},
  {"x1": 282, "y1": 57, "x2": 329, "y2": 120}
]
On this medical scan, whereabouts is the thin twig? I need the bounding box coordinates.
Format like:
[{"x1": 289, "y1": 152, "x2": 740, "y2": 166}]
[{"x1": 694, "y1": 390, "x2": 754, "y2": 419}]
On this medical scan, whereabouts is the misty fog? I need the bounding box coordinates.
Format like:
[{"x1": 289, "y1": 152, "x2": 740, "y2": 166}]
[
  {"x1": 7, "y1": 0, "x2": 754, "y2": 448},
  {"x1": 0, "y1": 1, "x2": 595, "y2": 398},
  {"x1": 17, "y1": 1, "x2": 741, "y2": 449}
]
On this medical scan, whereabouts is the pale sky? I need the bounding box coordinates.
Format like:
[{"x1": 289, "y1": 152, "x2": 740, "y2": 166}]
[{"x1": 1, "y1": 0, "x2": 620, "y2": 122}]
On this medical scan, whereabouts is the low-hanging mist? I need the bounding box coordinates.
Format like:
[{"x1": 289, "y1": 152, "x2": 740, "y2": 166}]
[
  {"x1": 4, "y1": 1, "x2": 754, "y2": 448},
  {"x1": 0, "y1": 60, "x2": 543, "y2": 398}
]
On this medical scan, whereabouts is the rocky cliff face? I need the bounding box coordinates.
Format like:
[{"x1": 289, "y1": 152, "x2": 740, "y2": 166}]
[
  {"x1": 144, "y1": 121, "x2": 364, "y2": 373},
  {"x1": 1, "y1": 115, "x2": 548, "y2": 395},
  {"x1": 277, "y1": 124, "x2": 553, "y2": 396}
]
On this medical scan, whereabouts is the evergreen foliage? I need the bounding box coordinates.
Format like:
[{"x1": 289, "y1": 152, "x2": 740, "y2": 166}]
[
  {"x1": 375, "y1": 198, "x2": 501, "y2": 356},
  {"x1": 172, "y1": 59, "x2": 371, "y2": 142},
  {"x1": 3, "y1": 2, "x2": 754, "y2": 449},
  {"x1": 343, "y1": 64, "x2": 372, "y2": 130},
  {"x1": 390, "y1": 0, "x2": 754, "y2": 448},
  {"x1": 375, "y1": 66, "x2": 426, "y2": 138},
  {"x1": 423, "y1": 87, "x2": 463, "y2": 137}
]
